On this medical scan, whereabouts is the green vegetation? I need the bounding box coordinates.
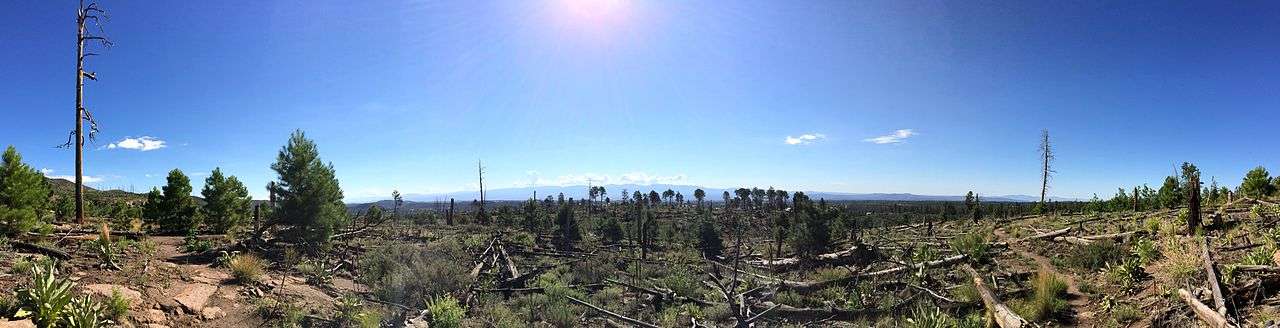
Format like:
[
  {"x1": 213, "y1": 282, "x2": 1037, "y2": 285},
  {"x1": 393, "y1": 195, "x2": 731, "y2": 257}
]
[
  {"x1": 268, "y1": 130, "x2": 346, "y2": 245},
  {"x1": 142, "y1": 169, "x2": 199, "y2": 233},
  {"x1": 229, "y1": 253, "x2": 266, "y2": 283},
  {"x1": 200, "y1": 167, "x2": 252, "y2": 234},
  {"x1": 425, "y1": 295, "x2": 464, "y2": 328},
  {"x1": 0, "y1": 146, "x2": 50, "y2": 237},
  {"x1": 1063, "y1": 240, "x2": 1125, "y2": 271}
]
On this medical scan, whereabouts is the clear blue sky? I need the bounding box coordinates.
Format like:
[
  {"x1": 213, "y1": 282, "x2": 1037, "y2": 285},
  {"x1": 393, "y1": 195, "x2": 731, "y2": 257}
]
[{"x1": 3, "y1": 1, "x2": 1279, "y2": 202}]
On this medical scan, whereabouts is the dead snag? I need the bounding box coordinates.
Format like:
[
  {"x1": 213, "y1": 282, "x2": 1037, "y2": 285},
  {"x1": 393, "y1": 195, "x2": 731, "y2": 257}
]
[
  {"x1": 1178, "y1": 289, "x2": 1235, "y2": 328},
  {"x1": 566, "y1": 295, "x2": 661, "y2": 328},
  {"x1": 1201, "y1": 238, "x2": 1228, "y2": 317},
  {"x1": 961, "y1": 265, "x2": 1026, "y2": 328}
]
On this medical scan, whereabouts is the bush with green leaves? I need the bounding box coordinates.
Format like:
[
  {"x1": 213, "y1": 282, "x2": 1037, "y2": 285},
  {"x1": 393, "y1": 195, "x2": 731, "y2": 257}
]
[
  {"x1": 425, "y1": 295, "x2": 464, "y2": 328},
  {"x1": 256, "y1": 297, "x2": 305, "y2": 328},
  {"x1": 201, "y1": 167, "x2": 252, "y2": 234},
  {"x1": 1063, "y1": 240, "x2": 1126, "y2": 271},
  {"x1": 18, "y1": 261, "x2": 75, "y2": 328},
  {"x1": 905, "y1": 305, "x2": 955, "y2": 328},
  {"x1": 333, "y1": 296, "x2": 380, "y2": 328},
  {"x1": 182, "y1": 233, "x2": 213, "y2": 253},
  {"x1": 143, "y1": 169, "x2": 200, "y2": 234},
  {"x1": 1131, "y1": 237, "x2": 1160, "y2": 264},
  {"x1": 63, "y1": 295, "x2": 107, "y2": 328},
  {"x1": 104, "y1": 287, "x2": 130, "y2": 322},
  {"x1": 1241, "y1": 166, "x2": 1276, "y2": 198},
  {"x1": 359, "y1": 241, "x2": 471, "y2": 308},
  {"x1": 950, "y1": 230, "x2": 993, "y2": 263},
  {"x1": 268, "y1": 130, "x2": 346, "y2": 245},
  {"x1": 0, "y1": 146, "x2": 50, "y2": 237}
]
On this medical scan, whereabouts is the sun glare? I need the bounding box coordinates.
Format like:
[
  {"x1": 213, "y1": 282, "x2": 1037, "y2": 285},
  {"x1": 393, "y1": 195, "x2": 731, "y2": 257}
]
[{"x1": 553, "y1": 0, "x2": 631, "y2": 34}]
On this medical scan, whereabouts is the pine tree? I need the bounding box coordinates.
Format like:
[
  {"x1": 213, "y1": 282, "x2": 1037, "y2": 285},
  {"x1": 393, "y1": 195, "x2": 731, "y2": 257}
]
[
  {"x1": 268, "y1": 130, "x2": 345, "y2": 245},
  {"x1": 145, "y1": 169, "x2": 198, "y2": 233},
  {"x1": 1157, "y1": 176, "x2": 1184, "y2": 209},
  {"x1": 201, "y1": 167, "x2": 252, "y2": 234},
  {"x1": 1240, "y1": 166, "x2": 1275, "y2": 198},
  {"x1": 0, "y1": 146, "x2": 50, "y2": 236}
]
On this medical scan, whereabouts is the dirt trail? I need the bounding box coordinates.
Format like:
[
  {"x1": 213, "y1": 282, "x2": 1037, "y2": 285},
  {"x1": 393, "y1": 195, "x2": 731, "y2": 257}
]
[{"x1": 994, "y1": 229, "x2": 1094, "y2": 324}]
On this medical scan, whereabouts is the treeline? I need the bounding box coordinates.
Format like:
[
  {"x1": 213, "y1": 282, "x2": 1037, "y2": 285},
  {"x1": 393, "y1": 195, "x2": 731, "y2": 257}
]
[{"x1": 1075, "y1": 163, "x2": 1280, "y2": 213}]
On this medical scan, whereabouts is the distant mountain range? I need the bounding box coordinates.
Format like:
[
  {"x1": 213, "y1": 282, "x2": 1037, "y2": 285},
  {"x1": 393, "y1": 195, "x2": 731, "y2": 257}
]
[{"x1": 346, "y1": 183, "x2": 1079, "y2": 210}]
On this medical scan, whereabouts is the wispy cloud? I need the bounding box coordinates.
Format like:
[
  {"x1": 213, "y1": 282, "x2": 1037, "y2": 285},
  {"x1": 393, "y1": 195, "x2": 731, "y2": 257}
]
[
  {"x1": 107, "y1": 136, "x2": 167, "y2": 151},
  {"x1": 784, "y1": 133, "x2": 825, "y2": 145},
  {"x1": 864, "y1": 129, "x2": 916, "y2": 144},
  {"x1": 517, "y1": 171, "x2": 687, "y2": 187},
  {"x1": 40, "y1": 168, "x2": 105, "y2": 184}
]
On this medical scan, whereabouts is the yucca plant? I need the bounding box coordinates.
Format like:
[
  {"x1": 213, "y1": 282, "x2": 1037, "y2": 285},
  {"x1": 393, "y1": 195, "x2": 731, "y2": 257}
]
[
  {"x1": 18, "y1": 261, "x2": 75, "y2": 328},
  {"x1": 96, "y1": 223, "x2": 120, "y2": 270},
  {"x1": 63, "y1": 295, "x2": 107, "y2": 328}
]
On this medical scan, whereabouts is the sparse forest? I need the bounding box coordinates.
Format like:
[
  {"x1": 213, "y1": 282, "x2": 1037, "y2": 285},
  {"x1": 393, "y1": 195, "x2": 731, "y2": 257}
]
[{"x1": 4, "y1": 2, "x2": 1280, "y2": 328}]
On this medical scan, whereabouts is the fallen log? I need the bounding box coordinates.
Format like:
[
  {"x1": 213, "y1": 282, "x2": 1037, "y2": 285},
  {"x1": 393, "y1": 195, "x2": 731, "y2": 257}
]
[
  {"x1": 1014, "y1": 227, "x2": 1072, "y2": 243},
  {"x1": 1177, "y1": 288, "x2": 1235, "y2": 328},
  {"x1": 497, "y1": 243, "x2": 520, "y2": 280},
  {"x1": 747, "y1": 244, "x2": 880, "y2": 271},
  {"x1": 1053, "y1": 236, "x2": 1094, "y2": 246},
  {"x1": 1201, "y1": 238, "x2": 1228, "y2": 317},
  {"x1": 961, "y1": 265, "x2": 1026, "y2": 328},
  {"x1": 1082, "y1": 231, "x2": 1138, "y2": 240},
  {"x1": 472, "y1": 283, "x2": 605, "y2": 294},
  {"x1": 566, "y1": 295, "x2": 660, "y2": 328},
  {"x1": 781, "y1": 254, "x2": 969, "y2": 293},
  {"x1": 12, "y1": 241, "x2": 71, "y2": 260},
  {"x1": 1233, "y1": 265, "x2": 1280, "y2": 273}
]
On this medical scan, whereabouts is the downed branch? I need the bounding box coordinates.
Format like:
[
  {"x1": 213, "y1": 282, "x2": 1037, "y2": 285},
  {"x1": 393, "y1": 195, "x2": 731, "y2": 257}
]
[
  {"x1": 1201, "y1": 239, "x2": 1228, "y2": 317},
  {"x1": 1177, "y1": 288, "x2": 1235, "y2": 328},
  {"x1": 566, "y1": 295, "x2": 661, "y2": 328},
  {"x1": 961, "y1": 265, "x2": 1026, "y2": 328},
  {"x1": 780, "y1": 254, "x2": 969, "y2": 293},
  {"x1": 12, "y1": 241, "x2": 72, "y2": 260},
  {"x1": 747, "y1": 244, "x2": 880, "y2": 271}
]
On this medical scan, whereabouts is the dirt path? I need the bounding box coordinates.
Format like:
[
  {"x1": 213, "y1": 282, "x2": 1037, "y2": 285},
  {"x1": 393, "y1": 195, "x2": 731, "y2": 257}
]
[{"x1": 995, "y1": 229, "x2": 1095, "y2": 324}]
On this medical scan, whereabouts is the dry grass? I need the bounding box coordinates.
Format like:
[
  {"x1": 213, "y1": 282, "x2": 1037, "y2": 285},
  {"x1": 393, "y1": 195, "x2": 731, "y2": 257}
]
[
  {"x1": 229, "y1": 254, "x2": 266, "y2": 283},
  {"x1": 1150, "y1": 237, "x2": 1201, "y2": 293}
]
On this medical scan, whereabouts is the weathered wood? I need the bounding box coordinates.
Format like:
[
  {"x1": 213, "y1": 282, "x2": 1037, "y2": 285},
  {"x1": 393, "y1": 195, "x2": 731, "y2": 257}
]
[
  {"x1": 1201, "y1": 238, "x2": 1228, "y2": 317},
  {"x1": 497, "y1": 243, "x2": 520, "y2": 279},
  {"x1": 1015, "y1": 227, "x2": 1072, "y2": 243},
  {"x1": 781, "y1": 254, "x2": 969, "y2": 293},
  {"x1": 1233, "y1": 265, "x2": 1280, "y2": 273},
  {"x1": 1082, "y1": 231, "x2": 1138, "y2": 240},
  {"x1": 961, "y1": 265, "x2": 1026, "y2": 328},
  {"x1": 566, "y1": 295, "x2": 661, "y2": 328},
  {"x1": 12, "y1": 241, "x2": 72, "y2": 260},
  {"x1": 1178, "y1": 288, "x2": 1235, "y2": 328},
  {"x1": 1053, "y1": 236, "x2": 1094, "y2": 246},
  {"x1": 746, "y1": 244, "x2": 879, "y2": 271},
  {"x1": 472, "y1": 283, "x2": 605, "y2": 293}
]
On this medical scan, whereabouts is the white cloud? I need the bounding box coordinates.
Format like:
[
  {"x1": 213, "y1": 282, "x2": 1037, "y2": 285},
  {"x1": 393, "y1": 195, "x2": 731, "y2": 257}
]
[
  {"x1": 107, "y1": 136, "x2": 166, "y2": 151},
  {"x1": 863, "y1": 129, "x2": 916, "y2": 144},
  {"x1": 41, "y1": 169, "x2": 105, "y2": 184},
  {"x1": 784, "y1": 133, "x2": 825, "y2": 145},
  {"x1": 515, "y1": 171, "x2": 687, "y2": 187}
]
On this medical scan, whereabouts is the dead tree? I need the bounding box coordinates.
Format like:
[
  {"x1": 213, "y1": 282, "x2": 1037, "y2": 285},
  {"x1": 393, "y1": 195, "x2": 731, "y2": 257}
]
[
  {"x1": 1039, "y1": 129, "x2": 1054, "y2": 206},
  {"x1": 1188, "y1": 171, "x2": 1202, "y2": 232},
  {"x1": 62, "y1": 0, "x2": 113, "y2": 224}
]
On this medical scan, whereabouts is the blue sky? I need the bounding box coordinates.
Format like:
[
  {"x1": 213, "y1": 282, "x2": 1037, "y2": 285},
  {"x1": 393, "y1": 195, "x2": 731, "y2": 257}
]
[{"x1": 2, "y1": 1, "x2": 1279, "y2": 202}]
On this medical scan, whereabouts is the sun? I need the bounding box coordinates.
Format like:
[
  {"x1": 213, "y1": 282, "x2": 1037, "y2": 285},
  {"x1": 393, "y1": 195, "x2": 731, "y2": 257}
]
[{"x1": 553, "y1": 0, "x2": 631, "y2": 33}]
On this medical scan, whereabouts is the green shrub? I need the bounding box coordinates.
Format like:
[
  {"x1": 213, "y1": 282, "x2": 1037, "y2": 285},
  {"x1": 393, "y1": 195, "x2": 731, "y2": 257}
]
[
  {"x1": 1103, "y1": 257, "x2": 1144, "y2": 293},
  {"x1": 256, "y1": 298, "x2": 304, "y2": 328},
  {"x1": 182, "y1": 234, "x2": 213, "y2": 253},
  {"x1": 359, "y1": 241, "x2": 471, "y2": 307},
  {"x1": 425, "y1": 295, "x2": 464, "y2": 328},
  {"x1": 105, "y1": 287, "x2": 131, "y2": 321},
  {"x1": 905, "y1": 305, "x2": 954, "y2": 328},
  {"x1": 229, "y1": 254, "x2": 266, "y2": 283},
  {"x1": 333, "y1": 296, "x2": 380, "y2": 328},
  {"x1": 63, "y1": 295, "x2": 106, "y2": 328},
  {"x1": 1064, "y1": 240, "x2": 1125, "y2": 271},
  {"x1": 18, "y1": 261, "x2": 75, "y2": 328},
  {"x1": 1015, "y1": 269, "x2": 1068, "y2": 321},
  {"x1": 1131, "y1": 237, "x2": 1160, "y2": 264},
  {"x1": 1110, "y1": 302, "x2": 1141, "y2": 324},
  {"x1": 950, "y1": 230, "x2": 993, "y2": 263}
]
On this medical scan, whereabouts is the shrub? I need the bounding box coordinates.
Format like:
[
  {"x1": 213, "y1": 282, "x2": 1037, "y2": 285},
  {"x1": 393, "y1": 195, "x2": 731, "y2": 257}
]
[
  {"x1": 1151, "y1": 238, "x2": 1202, "y2": 292},
  {"x1": 359, "y1": 241, "x2": 471, "y2": 308},
  {"x1": 425, "y1": 295, "x2": 464, "y2": 328},
  {"x1": 1015, "y1": 269, "x2": 1068, "y2": 321},
  {"x1": 1063, "y1": 240, "x2": 1125, "y2": 271},
  {"x1": 1131, "y1": 237, "x2": 1160, "y2": 264},
  {"x1": 182, "y1": 234, "x2": 213, "y2": 253},
  {"x1": 256, "y1": 298, "x2": 304, "y2": 328},
  {"x1": 229, "y1": 254, "x2": 266, "y2": 283},
  {"x1": 18, "y1": 261, "x2": 75, "y2": 328},
  {"x1": 63, "y1": 295, "x2": 106, "y2": 328},
  {"x1": 94, "y1": 223, "x2": 119, "y2": 270},
  {"x1": 105, "y1": 287, "x2": 131, "y2": 321},
  {"x1": 1103, "y1": 257, "x2": 1144, "y2": 293},
  {"x1": 476, "y1": 303, "x2": 523, "y2": 328},
  {"x1": 333, "y1": 296, "x2": 380, "y2": 328},
  {"x1": 950, "y1": 230, "x2": 993, "y2": 263},
  {"x1": 905, "y1": 305, "x2": 954, "y2": 328},
  {"x1": 1109, "y1": 302, "x2": 1141, "y2": 324}
]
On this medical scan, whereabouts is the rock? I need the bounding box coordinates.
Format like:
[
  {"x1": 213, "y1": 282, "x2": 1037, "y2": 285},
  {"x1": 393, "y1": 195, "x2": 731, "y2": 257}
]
[
  {"x1": 143, "y1": 324, "x2": 170, "y2": 328},
  {"x1": 143, "y1": 309, "x2": 167, "y2": 324},
  {"x1": 0, "y1": 319, "x2": 35, "y2": 328},
  {"x1": 171, "y1": 283, "x2": 218, "y2": 314},
  {"x1": 200, "y1": 307, "x2": 225, "y2": 320},
  {"x1": 82, "y1": 284, "x2": 143, "y2": 306}
]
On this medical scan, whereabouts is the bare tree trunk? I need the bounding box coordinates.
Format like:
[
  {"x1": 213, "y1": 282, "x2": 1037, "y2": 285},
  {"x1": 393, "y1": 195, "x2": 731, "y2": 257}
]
[
  {"x1": 74, "y1": 3, "x2": 86, "y2": 225},
  {"x1": 1189, "y1": 174, "x2": 1202, "y2": 232},
  {"x1": 1039, "y1": 129, "x2": 1053, "y2": 206}
]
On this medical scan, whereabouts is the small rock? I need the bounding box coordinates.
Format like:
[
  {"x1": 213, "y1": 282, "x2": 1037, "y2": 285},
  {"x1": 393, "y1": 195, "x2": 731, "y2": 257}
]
[
  {"x1": 83, "y1": 284, "x2": 144, "y2": 306},
  {"x1": 172, "y1": 283, "x2": 218, "y2": 314},
  {"x1": 143, "y1": 324, "x2": 170, "y2": 328},
  {"x1": 200, "y1": 307, "x2": 225, "y2": 320},
  {"x1": 0, "y1": 319, "x2": 35, "y2": 328},
  {"x1": 143, "y1": 309, "x2": 167, "y2": 324}
]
